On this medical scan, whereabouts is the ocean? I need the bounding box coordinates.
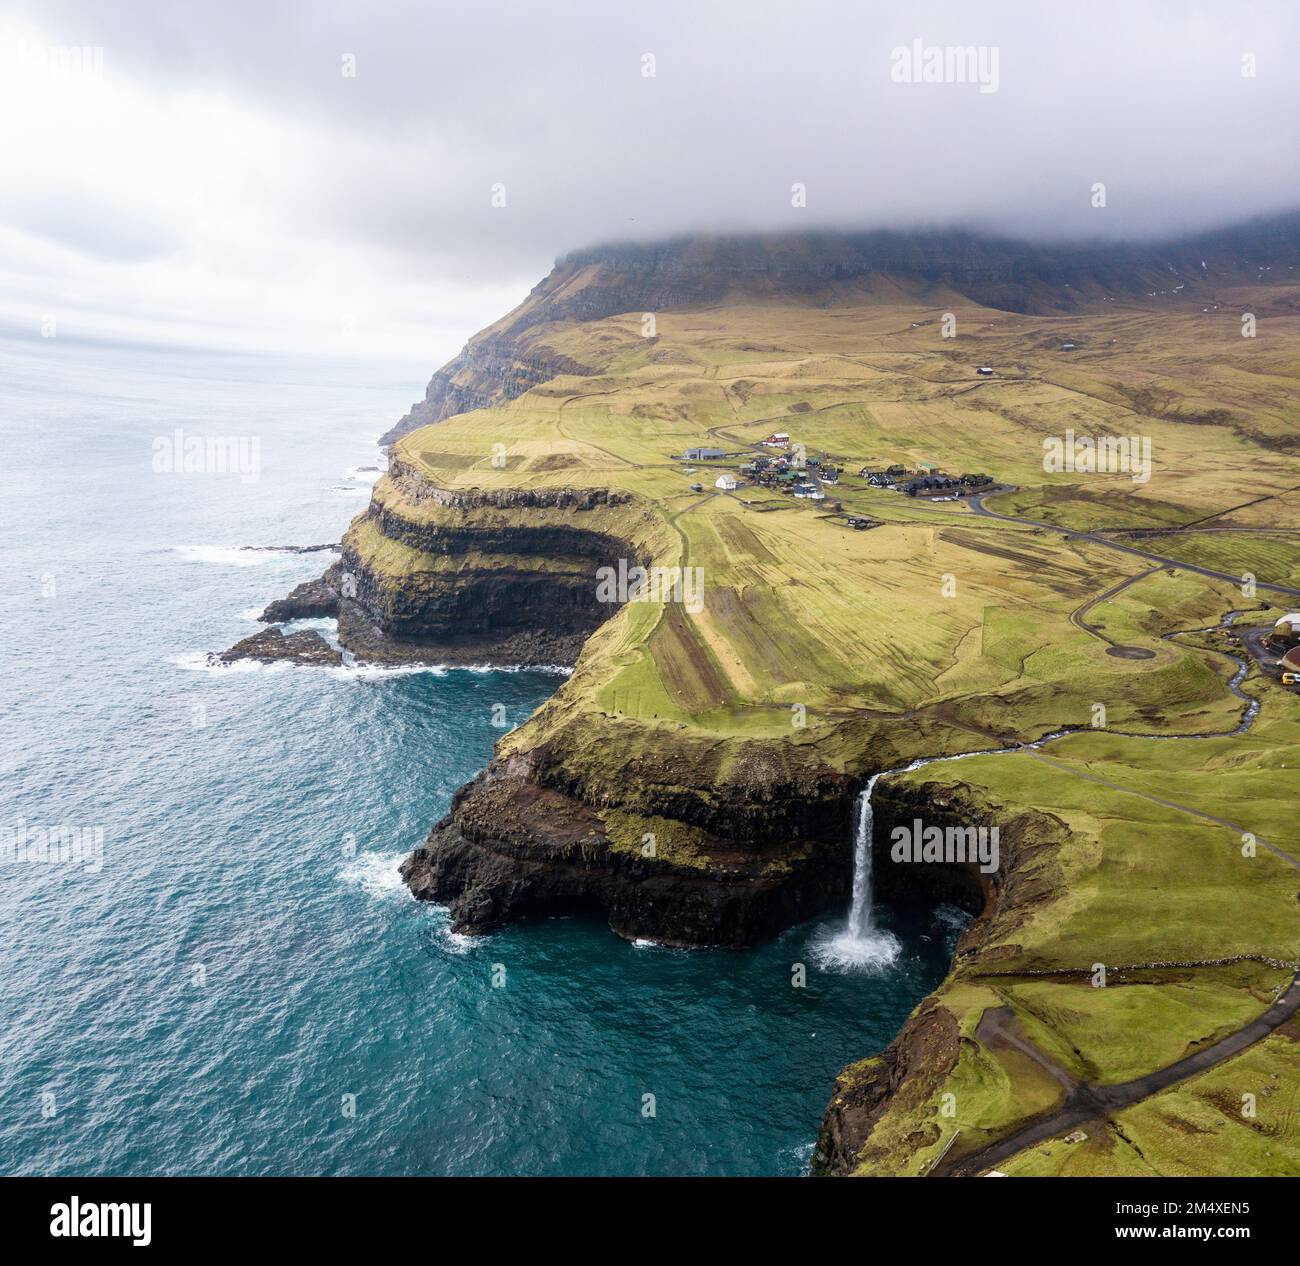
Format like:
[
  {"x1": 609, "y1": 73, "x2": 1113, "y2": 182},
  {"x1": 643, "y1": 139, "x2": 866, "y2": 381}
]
[{"x1": 0, "y1": 333, "x2": 962, "y2": 1176}]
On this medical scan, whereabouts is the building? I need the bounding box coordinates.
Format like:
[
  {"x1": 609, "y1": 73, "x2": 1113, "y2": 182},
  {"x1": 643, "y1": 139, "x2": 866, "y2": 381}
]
[
  {"x1": 685, "y1": 447, "x2": 726, "y2": 461},
  {"x1": 1273, "y1": 613, "x2": 1300, "y2": 644},
  {"x1": 977, "y1": 366, "x2": 994, "y2": 376},
  {"x1": 761, "y1": 432, "x2": 790, "y2": 447},
  {"x1": 861, "y1": 468, "x2": 898, "y2": 487},
  {"x1": 1282, "y1": 647, "x2": 1300, "y2": 672},
  {"x1": 714, "y1": 473, "x2": 738, "y2": 491},
  {"x1": 905, "y1": 474, "x2": 960, "y2": 497}
]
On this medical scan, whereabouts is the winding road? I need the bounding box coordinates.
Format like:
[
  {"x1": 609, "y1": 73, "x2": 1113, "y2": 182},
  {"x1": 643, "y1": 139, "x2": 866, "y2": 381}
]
[
  {"x1": 969, "y1": 492, "x2": 1300, "y2": 599},
  {"x1": 888, "y1": 496, "x2": 1300, "y2": 1175},
  {"x1": 937, "y1": 973, "x2": 1300, "y2": 1176}
]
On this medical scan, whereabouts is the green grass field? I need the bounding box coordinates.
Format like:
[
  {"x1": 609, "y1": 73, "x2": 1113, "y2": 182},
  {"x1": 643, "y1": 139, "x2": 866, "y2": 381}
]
[{"x1": 353, "y1": 284, "x2": 1300, "y2": 1176}]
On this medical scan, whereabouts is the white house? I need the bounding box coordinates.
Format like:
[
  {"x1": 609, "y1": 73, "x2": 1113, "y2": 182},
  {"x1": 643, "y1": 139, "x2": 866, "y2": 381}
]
[
  {"x1": 715, "y1": 473, "x2": 738, "y2": 490},
  {"x1": 1274, "y1": 613, "x2": 1300, "y2": 642}
]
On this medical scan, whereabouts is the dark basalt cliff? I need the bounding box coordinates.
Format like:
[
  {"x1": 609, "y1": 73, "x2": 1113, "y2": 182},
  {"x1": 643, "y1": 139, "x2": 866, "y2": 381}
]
[
  {"x1": 395, "y1": 658, "x2": 986, "y2": 948},
  {"x1": 331, "y1": 457, "x2": 645, "y2": 666},
  {"x1": 401, "y1": 751, "x2": 853, "y2": 947},
  {"x1": 382, "y1": 213, "x2": 1300, "y2": 445},
  {"x1": 290, "y1": 452, "x2": 876, "y2": 945}
]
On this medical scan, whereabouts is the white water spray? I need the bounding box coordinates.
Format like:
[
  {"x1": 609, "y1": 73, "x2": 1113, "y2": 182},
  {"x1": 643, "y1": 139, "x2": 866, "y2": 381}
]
[
  {"x1": 846, "y1": 776, "x2": 882, "y2": 939},
  {"x1": 812, "y1": 773, "x2": 902, "y2": 971}
]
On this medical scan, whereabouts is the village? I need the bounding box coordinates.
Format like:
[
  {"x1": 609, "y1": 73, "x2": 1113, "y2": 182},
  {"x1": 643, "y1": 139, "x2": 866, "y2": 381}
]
[{"x1": 682, "y1": 427, "x2": 999, "y2": 529}]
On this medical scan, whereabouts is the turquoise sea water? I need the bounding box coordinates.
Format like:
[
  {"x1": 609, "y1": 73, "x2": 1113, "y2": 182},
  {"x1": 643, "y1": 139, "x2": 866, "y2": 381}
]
[{"x1": 0, "y1": 334, "x2": 963, "y2": 1176}]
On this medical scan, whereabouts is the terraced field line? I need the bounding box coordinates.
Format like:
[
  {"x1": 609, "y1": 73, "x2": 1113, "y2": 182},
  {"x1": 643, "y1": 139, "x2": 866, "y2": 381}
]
[
  {"x1": 1023, "y1": 748, "x2": 1300, "y2": 871},
  {"x1": 970, "y1": 494, "x2": 1300, "y2": 598},
  {"x1": 1175, "y1": 482, "x2": 1300, "y2": 531}
]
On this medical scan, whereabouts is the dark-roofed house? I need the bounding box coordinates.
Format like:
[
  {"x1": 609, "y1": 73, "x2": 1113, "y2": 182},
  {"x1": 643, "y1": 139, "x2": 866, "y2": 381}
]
[{"x1": 904, "y1": 475, "x2": 959, "y2": 497}]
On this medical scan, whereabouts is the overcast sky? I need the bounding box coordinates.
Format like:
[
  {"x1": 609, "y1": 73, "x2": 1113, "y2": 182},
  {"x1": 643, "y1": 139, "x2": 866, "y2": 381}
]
[{"x1": 2, "y1": 0, "x2": 1298, "y2": 362}]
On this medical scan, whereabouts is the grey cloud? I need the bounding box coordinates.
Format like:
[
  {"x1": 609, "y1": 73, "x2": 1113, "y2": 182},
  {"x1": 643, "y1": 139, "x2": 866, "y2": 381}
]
[{"x1": 6, "y1": 0, "x2": 1299, "y2": 286}]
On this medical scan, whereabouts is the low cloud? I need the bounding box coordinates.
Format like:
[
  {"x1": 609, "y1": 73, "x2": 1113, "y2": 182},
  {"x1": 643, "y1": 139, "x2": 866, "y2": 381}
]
[{"x1": 2, "y1": 0, "x2": 1298, "y2": 356}]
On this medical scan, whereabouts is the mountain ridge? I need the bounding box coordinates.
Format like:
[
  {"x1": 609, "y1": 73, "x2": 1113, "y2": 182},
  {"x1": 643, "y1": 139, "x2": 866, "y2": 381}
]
[{"x1": 383, "y1": 211, "x2": 1300, "y2": 445}]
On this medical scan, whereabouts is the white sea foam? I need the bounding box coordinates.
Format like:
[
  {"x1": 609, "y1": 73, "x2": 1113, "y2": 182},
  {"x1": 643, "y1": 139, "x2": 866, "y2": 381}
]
[
  {"x1": 436, "y1": 925, "x2": 477, "y2": 955},
  {"x1": 174, "y1": 650, "x2": 572, "y2": 681},
  {"x1": 344, "y1": 465, "x2": 384, "y2": 484},
  {"x1": 340, "y1": 849, "x2": 411, "y2": 901},
  {"x1": 323, "y1": 662, "x2": 448, "y2": 680},
  {"x1": 338, "y1": 852, "x2": 479, "y2": 953},
  {"x1": 325, "y1": 661, "x2": 573, "y2": 679},
  {"x1": 174, "y1": 544, "x2": 337, "y2": 567},
  {"x1": 174, "y1": 544, "x2": 279, "y2": 567},
  {"x1": 280, "y1": 617, "x2": 338, "y2": 636},
  {"x1": 933, "y1": 903, "x2": 973, "y2": 934},
  {"x1": 171, "y1": 651, "x2": 286, "y2": 674}
]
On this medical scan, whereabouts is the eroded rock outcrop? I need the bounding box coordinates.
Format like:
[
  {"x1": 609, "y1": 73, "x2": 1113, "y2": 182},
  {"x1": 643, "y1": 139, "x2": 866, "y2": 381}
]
[
  {"x1": 213, "y1": 626, "x2": 341, "y2": 667},
  {"x1": 259, "y1": 576, "x2": 340, "y2": 623},
  {"x1": 401, "y1": 752, "x2": 852, "y2": 947},
  {"x1": 331, "y1": 468, "x2": 649, "y2": 667}
]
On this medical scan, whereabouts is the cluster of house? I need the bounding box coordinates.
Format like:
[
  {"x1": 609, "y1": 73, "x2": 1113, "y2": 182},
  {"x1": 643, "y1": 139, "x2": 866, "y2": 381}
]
[
  {"x1": 858, "y1": 464, "x2": 994, "y2": 499},
  {"x1": 739, "y1": 450, "x2": 839, "y2": 499},
  {"x1": 683, "y1": 436, "x2": 996, "y2": 510}
]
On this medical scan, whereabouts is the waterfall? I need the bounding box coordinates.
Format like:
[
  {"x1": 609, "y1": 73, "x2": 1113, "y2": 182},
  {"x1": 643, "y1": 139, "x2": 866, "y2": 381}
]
[
  {"x1": 813, "y1": 772, "x2": 900, "y2": 970},
  {"x1": 846, "y1": 775, "x2": 882, "y2": 938},
  {"x1": 816, "y1": 730, "x2": 1143, "y2": 971}
]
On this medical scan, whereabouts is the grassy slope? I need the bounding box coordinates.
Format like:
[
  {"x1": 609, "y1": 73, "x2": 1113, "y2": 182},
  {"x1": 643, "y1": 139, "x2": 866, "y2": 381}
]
[{"x1": 369, "y1": 284, "x2": 1300, "y2": 1175}]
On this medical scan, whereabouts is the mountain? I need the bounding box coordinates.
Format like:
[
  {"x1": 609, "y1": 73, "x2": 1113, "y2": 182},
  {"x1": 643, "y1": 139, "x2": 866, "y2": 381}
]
[{"x1": 382, "y1": 212, "x2": 1300, "y2": 445}]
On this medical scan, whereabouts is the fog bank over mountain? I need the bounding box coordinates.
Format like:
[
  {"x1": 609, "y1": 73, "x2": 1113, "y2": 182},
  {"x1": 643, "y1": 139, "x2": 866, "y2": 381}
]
[{"x1": 2, "y1": 0, "x2": 1297, "y2": 356}]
